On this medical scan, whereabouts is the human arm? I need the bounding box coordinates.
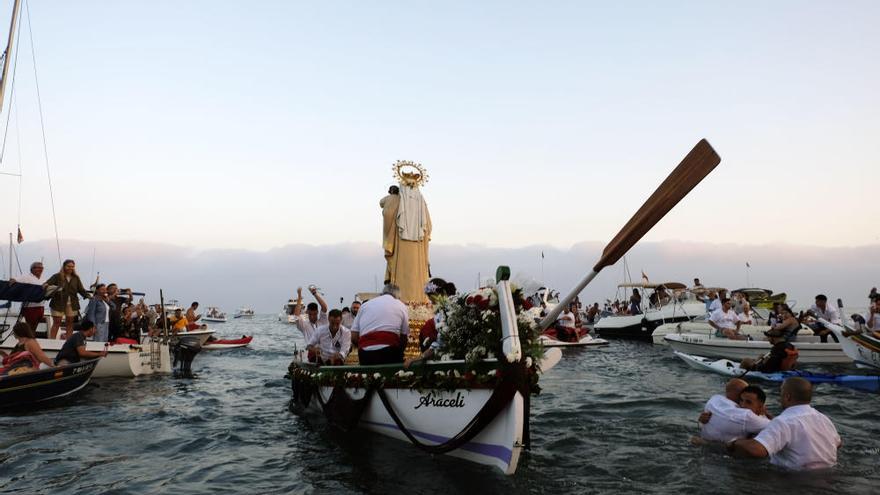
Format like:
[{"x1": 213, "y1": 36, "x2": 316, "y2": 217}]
[
  {"x1": 293, "y1": 287, "x2": 303, "y2": 317},
  {"x1": 728, "y1": 438, "x2": 769, "y2": 459},
  {"x1": 25, "y1": 340, "x2": 55, "y2": 367},
  {"x1": 75, "y1": 275, "x2": 90, "y2": 299},
  {"x1": 311, "y1": 287, "x2": 328, "y2": 314}
]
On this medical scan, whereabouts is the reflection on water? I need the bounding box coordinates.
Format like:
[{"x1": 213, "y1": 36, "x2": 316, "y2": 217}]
[{"x1": 1, "y1": 317, "x2": 878, "y2": 494}]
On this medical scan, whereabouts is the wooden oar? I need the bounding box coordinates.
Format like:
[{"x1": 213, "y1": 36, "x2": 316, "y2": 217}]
[{"x1": 540, "y1": 139, "x2": 721, "y2": 330}]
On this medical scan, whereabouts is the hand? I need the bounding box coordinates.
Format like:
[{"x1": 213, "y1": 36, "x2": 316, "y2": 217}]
[
  {"x1": 698, "y1": 411, "x2": 712, "y2": 424},
  {"x1": 297, "y1": 287, "x2": 302, "y2": 296},
  {"x1": 309, "y1": 286, "x2": 317, "y2": 295}
]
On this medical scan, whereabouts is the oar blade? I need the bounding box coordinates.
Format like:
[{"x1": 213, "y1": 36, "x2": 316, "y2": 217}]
[{"x1": 593, "y1": 139, "x2": 720, "y2": 272}]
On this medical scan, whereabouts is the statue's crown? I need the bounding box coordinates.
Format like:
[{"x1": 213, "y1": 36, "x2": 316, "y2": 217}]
[{"x1": 393, "y1": 160, "x2": 429, "y2": 187}]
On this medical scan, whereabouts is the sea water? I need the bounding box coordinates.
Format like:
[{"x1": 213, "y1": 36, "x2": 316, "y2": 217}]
[{"x1": 1, "y1": 315, "x2": 878, "y2": 494}]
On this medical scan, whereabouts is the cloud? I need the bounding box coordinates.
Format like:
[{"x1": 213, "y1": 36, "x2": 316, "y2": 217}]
[{"x1": 7, "y1": 239, "x2": 878, "y2": 314}]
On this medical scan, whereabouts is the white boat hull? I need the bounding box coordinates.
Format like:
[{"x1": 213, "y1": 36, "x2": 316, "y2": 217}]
[
  {"x1": 826, "y1": 321, "x2": 880, "y2": 369},
  {"x1": 202, "y1": 317, "x2": 227, "y2": 323},
  {"x1": 663, "y1": 333, "x2": 850, "y2": 364},
  {"x1": 304, "y1": 384, "x2": 524, "y2": 474},
  {"x1": 652, "y1": 321, "x2": 814, "y2": 345},
  {"x1": 0, "y1": 334, "x2": 171, "y2": 378},
  {"x1": 594, "y1": 301, "x2": 706, "y2": 339},
  {"x1": 539, "y1": 334, "x2": 609, "y2": 348},
  {"x1": 279, "y1": 313, "x2": 298, "y2": 324}
]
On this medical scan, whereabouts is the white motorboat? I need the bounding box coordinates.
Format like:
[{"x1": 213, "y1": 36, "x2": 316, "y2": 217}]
[
  {"x1": 663, "y1": 333, "x2": 850, "y2": 364},
  {"x1": 594, "y1": 282, "x2": 707, "y2": 339},
  {"x1": 0, "y1": 330, "x2": 171, "y2": 378},
  {"x1": 202, "y1": 307, "x2": 227, "y2": 323},
  {"x1": 279, "y1": 300, "x2": 298, "y2": 324},
  {"x1": 234, "y1": 307, "x2": 255, "y2": 319},
  {"x1": 538, "y1": 333, "x2": 609, "y2": 348},
  {"x1": 652, "y1": 320, "x2": 814, "y2": 345}
]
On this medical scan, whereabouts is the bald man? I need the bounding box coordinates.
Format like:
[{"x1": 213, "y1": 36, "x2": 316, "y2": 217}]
[
  {"x1": 699, "y1": 378, "x2": 772, "y2": 443},
  {"x1": 730, "y1": 377, "x2": 841, "y2": 470}
]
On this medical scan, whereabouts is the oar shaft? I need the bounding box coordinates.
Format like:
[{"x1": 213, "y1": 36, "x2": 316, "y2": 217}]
[{"x1": 539, "y1": 270, "x2": 598, "y2": 330}]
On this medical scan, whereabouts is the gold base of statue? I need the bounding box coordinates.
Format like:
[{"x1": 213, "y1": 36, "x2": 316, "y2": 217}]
[{"x1": 404, "y1": 301, "x2": 434, "y2": 359}]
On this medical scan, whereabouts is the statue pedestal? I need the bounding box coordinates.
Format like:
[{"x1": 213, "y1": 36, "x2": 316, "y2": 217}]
[{"x1": 404, "y1": 301, "x2": 434, "y2": 359}]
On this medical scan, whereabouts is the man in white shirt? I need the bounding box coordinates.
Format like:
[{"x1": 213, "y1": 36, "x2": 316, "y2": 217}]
[
  {"x1": 341, "y1": 300, "x2": 361, "y2": 328},
  {"x1": 351, "y1": 284, "x2": 409, "y2": 365},
  {"x1": 731, "y1": 377, "x2": 841, "y2": 470},
  {"x1": 10, "y1": 261, "x2": 46, "y2": 333},
  {"x1": 293, "y1": 285, "x2": 328, "y2": 343},
  {"x1": 307, "y1": 309, "x2": 351, "y2": 365},
  {"x1": 699, "y1": 379, "x2": 771, "y2": 442},
  {"x1": 709, "y1": 298, "x2": 745, "y2": 340},
  {"x1": 807, "y1": 294, "x2": 841, "y2": 343},
  {"x1": 707, "y1": 291, "x2": 721, "y2": 314}
]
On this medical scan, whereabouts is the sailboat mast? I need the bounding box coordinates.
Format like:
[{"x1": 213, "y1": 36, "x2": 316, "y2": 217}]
[{"x1": 0, "y1": 0, "x2": 22, "y2": 115}]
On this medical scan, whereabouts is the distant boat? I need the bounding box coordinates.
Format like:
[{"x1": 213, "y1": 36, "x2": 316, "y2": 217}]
[
  {"x1": 234, "y1": 307, "x2": 255, "y2": 319},
  {"x1": 279, "y1": 300, "x2": 297, "y2": 324},
  {"x1": 203, "y1": 307, "x2": 227, "y2": 323}
]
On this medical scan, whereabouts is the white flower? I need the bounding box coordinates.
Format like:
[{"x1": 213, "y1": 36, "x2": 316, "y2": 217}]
[
  {"x1": 440, "y1": 354, "x2": 452, "y2": 361},
  {"x1": 395, "y1": 370, "x2": 406, "y2": 377},
  {"x1": 373, "y1": 373, "x2": 382, "y2": 379},
  {"x1": 487, "y1": 369, "x2": 497, "y2": 377},
  {"x1": 435, "y1": 370, "x2": 446, "y2": 377},
  {"x1": 525, "y1": 357, "x2": 533, "y2": 368},
  {"x1": 453, "y1": 370, "x2": 461, "y2": 378},
  {"x1": 505, "y1": 352, "x2": 519, "y2": 362}
]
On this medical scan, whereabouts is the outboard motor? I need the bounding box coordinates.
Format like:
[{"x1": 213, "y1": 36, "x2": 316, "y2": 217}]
[{"x1": 172, "y1": 335, "x2": 202, "y2": 378}]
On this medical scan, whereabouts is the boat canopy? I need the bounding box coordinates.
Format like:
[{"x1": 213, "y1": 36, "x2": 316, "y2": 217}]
[
  {"x1": 733, "y1": 288, "x2": 775, "y2": 296},
  {"x1": 0, "y1": 280, "x2": 46, "y2": 303},
  {"x1": 617, "y1": 282, "x2": 687, "y2": 290}
]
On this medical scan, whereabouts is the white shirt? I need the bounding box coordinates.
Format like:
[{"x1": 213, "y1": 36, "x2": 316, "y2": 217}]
[
  {"x1": 308, "y1": 324, "x2": 352, "y2": 361},
  {"x1": 811, "y1": 304, "x2": 841, "y2": 325},
  {"x1": 351, "y1": 294, "x2": 409, "y2": 350},
  {"x1": 557, "y1": 310, "x2": 576, "y2": 328},
  {"x1": 295, "y1": 311, "x2": 328, "y2": 343},
  {"x1": 710, "y1": 308, "x2": 740, "y2": 330},
  {"x1": 866, "y1": 311, "x2": 880, "y2": 331},
  {"x1": 16, "y1": 272, "x2": 44, "y2": 308},
  {"x1": 709, "y1": 298, "x2": 721, "y2": 313},
  {"x1": 101, "y1": 300, "x2": 111, "y2": 323},
  {"x1": 700, "y1": 394, "x2": 771, "y2": 442},
  {"x1": 754, "y1": 404, "x2": 840, "y2": 470}
]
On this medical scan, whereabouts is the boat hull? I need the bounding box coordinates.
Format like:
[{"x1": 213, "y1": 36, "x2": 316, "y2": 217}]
[
  {"x1": 652, "y1": 321, "x2": 814, "y2": 345},
  {"x1": 0, "y1": 358, "x2": 99, "y2": 407},
  {"x1": 539, "y1": 334, "x2": 609, "y2": 348},
  {"x1": 826, "y1": 322, "x2": 880, "y2": 369},
  {"x1": 664, "y1": 333, "x2": 850, "y2": 364}
]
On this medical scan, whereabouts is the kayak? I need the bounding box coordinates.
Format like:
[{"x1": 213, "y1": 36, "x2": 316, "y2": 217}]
[
  {"x1": 673, "y1": 351, "x2": 880, "y2": 393},
  {"x1": 202, "y1": 336, "x2": 253, "y2": 350}
]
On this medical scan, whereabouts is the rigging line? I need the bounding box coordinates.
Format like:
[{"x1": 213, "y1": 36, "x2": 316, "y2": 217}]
[
  {"x1": 0, "y1": 0, "x2": 22, "y2": 165},
  {"x1": 24, "y1": 0, "x2": 60, "y2": 264},
  {"x1": 15, "y1": 97, "x2": 22, "y2": 226},
  {"x1": 11, "y1": 239, "x2": 21, "y2": 274}
]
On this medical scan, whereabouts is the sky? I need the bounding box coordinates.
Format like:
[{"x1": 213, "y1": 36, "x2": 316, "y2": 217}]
[{"x1": 0, "y1": 1, "x2": 877, "y2": 285}]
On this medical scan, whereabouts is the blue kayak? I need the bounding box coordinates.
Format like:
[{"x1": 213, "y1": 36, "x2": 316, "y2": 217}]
[{"x1": 674, "y1": 351, "x2": 880, "y2": 393}]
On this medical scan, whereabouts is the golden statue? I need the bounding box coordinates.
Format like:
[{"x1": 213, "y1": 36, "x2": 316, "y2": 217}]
[{"x1": 381, "y1": 161, "x2": 432, "y2": 305}]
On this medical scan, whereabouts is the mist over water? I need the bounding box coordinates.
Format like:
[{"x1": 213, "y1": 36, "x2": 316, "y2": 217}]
[{"x1": 2, "y1": 315, "x2": 878, "y2": 494}]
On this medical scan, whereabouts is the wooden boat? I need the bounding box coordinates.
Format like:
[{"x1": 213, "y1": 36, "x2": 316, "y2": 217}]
[
  {"x1": 825, "y1": 320, "x2": 880, "y2": 370},
  {"x1": 663, "y1": 333, "x2": 850, "y2": 364},
  {"x1": 652, "y1": 320, "x2": 814, "y2": 345},
  {"x1": 674, "y1": 351, "x2": 880, "y2": 393},
  {"x1": 203, "y1": 335, "x2": 253, "y2": 350},
  {"x1": 0, "y1": 358, "x2": 100, "y2": 408}
]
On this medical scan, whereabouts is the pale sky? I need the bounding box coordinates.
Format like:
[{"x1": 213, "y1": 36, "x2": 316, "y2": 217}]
[{"x1": 0, "y1": 1, "x2": 878, "y2": 252}]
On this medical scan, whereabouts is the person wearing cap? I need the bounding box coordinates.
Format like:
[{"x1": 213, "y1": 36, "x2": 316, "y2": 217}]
[
  {"x1": 54, "y1": 319, "x2": 109, "y2": 365},
  {"x1": 292, "y1": 285, "x2": 328, "y2": 343},
  {"x1": 9, "y1": 261, "x2": 46, "y2": 333},
  {"x1": 806, "y1": 294, "x2": 841, "y2": 343},
  {"x1": 741, "y1": 328, "x2": 799, "y2": 373},
  {"x1": 729, "y1": 377, "x2": 841, "y2": 470}
]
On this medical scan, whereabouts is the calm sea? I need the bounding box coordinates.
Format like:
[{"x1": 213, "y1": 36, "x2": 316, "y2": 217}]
[{"x1": 2, "y1": 315, "x2": 878, "y2": 494}]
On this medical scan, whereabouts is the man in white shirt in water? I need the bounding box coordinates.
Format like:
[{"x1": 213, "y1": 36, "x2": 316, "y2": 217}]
[
  {"x1": 730, "y1": 377, "x2": 841, "y2": 470},
  {"x1": 697, "y1": 379, "x2": 771, "y2": 443},
  {"x1": 293, "y1": 285, "x2": 328, "y2": 343}
]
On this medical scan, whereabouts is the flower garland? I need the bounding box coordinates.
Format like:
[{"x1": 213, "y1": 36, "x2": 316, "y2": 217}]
[{"x1": 435, "y1": 285, "x2": 544, "y2": 366}]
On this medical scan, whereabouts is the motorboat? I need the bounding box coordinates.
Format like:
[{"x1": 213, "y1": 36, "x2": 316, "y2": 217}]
[
  {"x1": 203, "y1": 335, "x2": 253, "y2": 350},
  {"x1": 234, "y1": 307, "x2": 255, "y2": 319},
  {"x1": 538, "y1": 327, "x2": 609, "y2": 348},
  {"x1": 732, "y1": 288, "x2": 789, "y2": 309},
  {"x1": 652, "y1": 320, "x2": 814, "y2": 345},
  {"x1": 279, "y1": 300, "x2": 298, "y2": 324},
  {"x1": 594, "y1": 282, "x2": 707, "y2": 339},
  {"x1": 825, "y1": 320, "x2": 880, "y2": 370},
  {"x1": 674, "y1": 351, "x2": 880, "y2": 393},
  {"x1": 202, "y1": 307, "x2": 227, "y2": 323},
  {"x1": 663, "y1": 333, "x2": 850, "y2": 364},
  {"x1": 0, "y1": 357, "x2": 101, "y2": 408}
]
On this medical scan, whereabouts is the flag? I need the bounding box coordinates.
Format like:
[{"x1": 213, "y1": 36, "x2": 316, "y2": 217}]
[
  {"x1": 16, "y1": 225, "x2": 23, "y2": 244},
  {"x1": 641, "y1": 270, "x2": 649, "y2": 283},
  {"x1": 541, "y1": 251, "x2": 544, "y2": 259},
  {"x1": 746, "y1": 262, "x2": 750, "y2": 268}
]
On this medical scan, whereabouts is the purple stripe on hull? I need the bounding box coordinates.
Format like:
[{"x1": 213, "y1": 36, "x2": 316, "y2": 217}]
[{"x1": 360, "y1": 419, "x2": 513, "y2": 465}]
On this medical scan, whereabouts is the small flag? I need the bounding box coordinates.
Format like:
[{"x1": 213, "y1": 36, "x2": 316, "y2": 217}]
[
  {"x1": 16, "y1": 225, "x2": 23, "y2": 244},
  {"x1": 746, "y1": 262, "x2": 750, "y2": 268},
  {"x1": 641, "y1": 270, "x2": 649, "y2": 283},
  {"x1": 541, "y1": 251, "x2": 544, "y2": 259}
]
